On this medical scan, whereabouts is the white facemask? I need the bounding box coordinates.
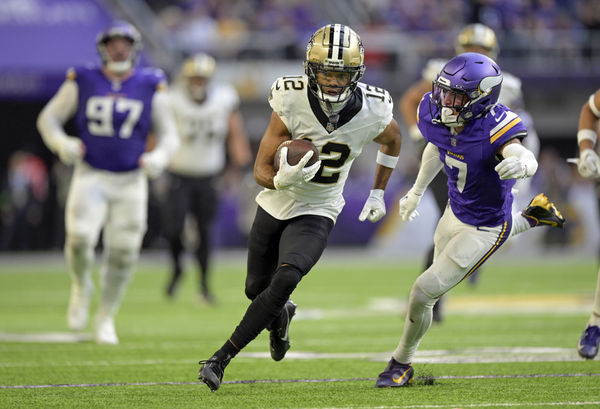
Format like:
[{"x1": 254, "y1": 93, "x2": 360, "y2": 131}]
[{"x1": 106, "y1": 60, "x2": 132, "y2": 75}]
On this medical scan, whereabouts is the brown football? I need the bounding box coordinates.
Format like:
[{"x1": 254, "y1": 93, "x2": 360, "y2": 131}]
[{"x1": 273, "y1": 139, "x2": 319, "y2": 171}]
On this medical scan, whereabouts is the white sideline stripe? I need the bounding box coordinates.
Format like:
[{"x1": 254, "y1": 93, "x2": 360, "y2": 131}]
[
  {"x1": 238, "y1": 347, "x2": 585, "y2": 364},
  {"x1": 0, "y1": 332, "x2": 92, "y2": 343},
  {"x1": 2, "y1": 373, "x2": 599, "y2": 390},
  {"x1": 303, "y1": 402, "x2": 600, "y2": 409},
  {"x1": 0, "y1": 346, "x2": 585, "y2": 367}
]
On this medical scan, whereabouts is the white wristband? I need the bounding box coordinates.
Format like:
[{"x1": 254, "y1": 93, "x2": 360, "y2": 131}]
[
  {"x1": 589, "y1": 94, "x2": 600, "y2": 118},
  {"x1": 578, "y1": 129, "x2": 597, "y2": 146},
  {"x1": 376, "y1": 151, "x2": 399, "y2": 168}
]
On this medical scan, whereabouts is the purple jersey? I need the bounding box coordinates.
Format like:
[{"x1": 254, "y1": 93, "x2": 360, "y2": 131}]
[
  {"x1": 417, "y1": 93, "x2": 528, "y2": 227},
  {"x1": 71, "y1": 66, "x2": 166, "y2": 172}
]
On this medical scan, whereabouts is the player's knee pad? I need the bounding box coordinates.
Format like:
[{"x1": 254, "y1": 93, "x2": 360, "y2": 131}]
[
  {"x1": 268, "y1": 265, "x2": 303, "y2": 301},
  {"x1": 411, "y1": 279, "x2": 439, "y2": 309},
  {"x1": 106, "y1": 247, "x2": 138, "y2": 275},
  {"x1": 415, "y1": 253, "x2": 464, "y2": 299},
  {"x1": 66, "y1": 234, "x2": 93, "y2": 252}
]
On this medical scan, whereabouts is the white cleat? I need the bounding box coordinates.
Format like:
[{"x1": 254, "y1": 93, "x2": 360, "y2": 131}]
[
  {"x1": 94, "y1": 315, "x2": 119, "y2": 345},
  {"x1": 67, "y1": 281, "x2": 93, "y2": 331}
]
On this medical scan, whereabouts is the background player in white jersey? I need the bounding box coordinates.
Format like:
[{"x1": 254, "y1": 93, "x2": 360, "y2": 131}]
[
  {"x1": 574, "y1": 88, "x2": 600, "y2": 359},
  {"x1": 36, "y1": 21, "x2": 178, "y2": 344},
  {"x1": 375, "y1": 52, "x2": 565, "y2": 387},
  {"x1": 197, "y1": 24, "x2": 402, "y2": 391},
  {"x1": 163, "y1": 53, "x2": 252, "y2": 303},
  {"x1": 398, "y1": 23, "x2": 540, "y2": 322}
]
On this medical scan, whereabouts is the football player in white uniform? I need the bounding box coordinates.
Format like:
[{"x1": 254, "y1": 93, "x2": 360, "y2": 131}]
[
  {"x1": 197, "y1": 24, "x2": 402, "y2": 391},
  {"x1": 36, "y1": 21, "x2": 178, "y2": 344},
  {"x1": 575, "y1": 88, "x2": 600, "y2": 360},
  {"x1": 398, "y1": 23, "x2": 539, "y2": 322},
  {"x1": 164, "y1": 53, "x2": 252, "y2": 303}
]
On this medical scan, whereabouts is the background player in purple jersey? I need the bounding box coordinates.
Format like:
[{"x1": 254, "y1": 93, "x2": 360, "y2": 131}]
[
  {"x1": 375, "y1": 52, "x2": 565, "y2": 387},
  {"x1": 574, "y1": 88, "x2": 600, "y2": 360},
  {"x1": 36, "y1": 21, "x2": 178, "y2": 344}
]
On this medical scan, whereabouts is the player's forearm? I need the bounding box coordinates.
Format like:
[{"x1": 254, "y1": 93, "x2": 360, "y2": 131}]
[
  {"x1": 578, "y1": 100, "x2": 599, "y2": 152},
  {"x1": 412, "y1": 142, "x2": 442, "y2": 194},
  {"x1": 36, "y1": 81, "x2": 78, "y2": 153},
  {"x1": 151, "y1": 91, "x2": 179, "y2": 157}
]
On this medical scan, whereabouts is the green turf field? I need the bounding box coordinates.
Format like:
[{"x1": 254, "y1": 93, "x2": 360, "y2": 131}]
[{"x1": 1, "y1": 250, "x2": 599, "y2": 408}]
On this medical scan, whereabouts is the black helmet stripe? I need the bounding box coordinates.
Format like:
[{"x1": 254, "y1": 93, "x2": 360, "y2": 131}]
[
  {"x1": 338, "y1": 25, "x2": 345, "y2": 59},
  {"x1": 327, "y1": 24, "x2": 334, "y2": 59}
]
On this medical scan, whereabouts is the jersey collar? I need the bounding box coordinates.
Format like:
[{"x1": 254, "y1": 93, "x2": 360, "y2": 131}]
[{"x1": 307, "y1": 87, "x2": 363, "y2": 134}]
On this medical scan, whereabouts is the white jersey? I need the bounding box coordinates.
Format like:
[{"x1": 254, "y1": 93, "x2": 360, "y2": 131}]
[
  {"x1": 256, "y1": 75, "x2": 393, "y2": 222},
  {"x1": 167, "y1": 83, "x2": 239, "y2": 176}
]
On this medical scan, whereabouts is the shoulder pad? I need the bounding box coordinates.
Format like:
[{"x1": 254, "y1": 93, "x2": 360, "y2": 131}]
[
  {"x1": 488, "y1": 105, "x2": 526, "y2": 144},
  {"x1": 66, "y1": 67, "x2": 76, "y2": 81}
]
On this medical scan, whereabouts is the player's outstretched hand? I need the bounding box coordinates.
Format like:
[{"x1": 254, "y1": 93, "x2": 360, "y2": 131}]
[
  {"x1": 274, "y1": 148, "x2": 319, "y2": 190},
  {"x1": 578, "y1": 149, "x2": 600, "y2": 179},
  {"x1": 58, "y1": 136, "x2": 85, "y2": 165},
  {"x1": 140, "y1": 150, "x2": 168, "y2": 179},
  {"x1": 398, "y1": 188, "x2": 422, "y2": 221},
  {"x1": 359, "y1": 189, "x2": 386, "y2": 223}
]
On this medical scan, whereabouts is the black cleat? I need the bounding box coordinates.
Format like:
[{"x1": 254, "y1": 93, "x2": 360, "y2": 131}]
[
  {"x1": 198, "y1": 354, "x2": 231, "y2": 391},
  {"x1": 522, "y1": 193, "x2": 565, "y2": 228},
  {"x1": 270, "y1": 300, "x2": 297, "y2": 361}
]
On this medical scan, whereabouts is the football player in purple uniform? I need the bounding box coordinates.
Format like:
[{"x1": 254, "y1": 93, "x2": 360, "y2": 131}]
[
  {"x1": 574, "y1": 88, "x2": 600, "y2": 360},
  {"x1": 37, "y1": 21, "x2": 178, "y2": 344},
  {"x1": 376, "y1": 52, "x2": 565, "y2": 387}
]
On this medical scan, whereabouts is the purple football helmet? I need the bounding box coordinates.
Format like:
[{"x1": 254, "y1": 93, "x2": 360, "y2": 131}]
[
  {"x1": 430, "y1": 52, "x2": 503, "y2": 127},
  {"x1": 96, "y1": 21, "x2": 142, "y2": 74}
]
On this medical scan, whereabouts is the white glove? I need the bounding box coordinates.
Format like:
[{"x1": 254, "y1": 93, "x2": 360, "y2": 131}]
[
  {"x1": 578, "y1": 148, "x2": 600, "y2": 179},
  {"x1": 408, "y1": 124, "x2": 424, "y2": 142},
  {"x1": 494, "y1": 156, "x2": 527, "y2": 180},
  {"x1": 358, "y1": 189, "x2": 386, "y2": 222},
  {"x1": 58, "y1": 136, "x2": 84, "y2": 165},
  {"x1": 139, "y1": 150, "x2": 168, "y2": 179},
  {"x1": 398, "y1": 188, "x2": 422, "y2": 221},
  {"x1": 273, "y1": 147, "x2": 321, "y2": 190}
]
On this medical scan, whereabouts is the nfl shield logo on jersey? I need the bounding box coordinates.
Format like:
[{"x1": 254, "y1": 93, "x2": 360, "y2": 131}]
[{"x1": 450, "y1": 137, "x2": 457, "y2": 147}]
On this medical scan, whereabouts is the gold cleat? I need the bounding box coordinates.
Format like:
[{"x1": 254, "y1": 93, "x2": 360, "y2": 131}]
[{"x1": 522, "y1": 193, "x2": 565, "y2": 228}]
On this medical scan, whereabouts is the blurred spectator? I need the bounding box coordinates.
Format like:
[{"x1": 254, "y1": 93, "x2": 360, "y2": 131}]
[{"x1": 1, "y1": 151, "x2": 49, "y2": 250}]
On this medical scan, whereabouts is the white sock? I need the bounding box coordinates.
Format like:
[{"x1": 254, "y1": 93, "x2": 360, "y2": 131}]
[
  {"x1": 392, "y1": 282, "x2": 437, "y2": 364},
  {"x1": 589, "y1": 266, "x2": 600, "y2": 327},
  {"x1": 97, "y1": 248, "x2": 137, "y2": 318},
  {"x1": 510, "y1": 212, "x2": 532, "y2": 237},
  {"x1": 65, "y1": 239, "x2": 94, "y2": 288}
]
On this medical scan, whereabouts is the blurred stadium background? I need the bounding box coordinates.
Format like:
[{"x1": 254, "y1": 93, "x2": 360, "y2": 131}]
[{"x1": 1, "y1": 0, "x2": 599, "y2": 256}]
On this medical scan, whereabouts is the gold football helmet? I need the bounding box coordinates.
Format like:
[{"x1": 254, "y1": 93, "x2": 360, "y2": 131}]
[
  {"x1": 304, "y1": 24, "x2": 365, "y2": 103},
  {"x1": 454, "y1": 23, "x2": 499, "y2": 60},
  {"x1": 180, "y1": 53, "x2": 216, "y2": 101}
]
